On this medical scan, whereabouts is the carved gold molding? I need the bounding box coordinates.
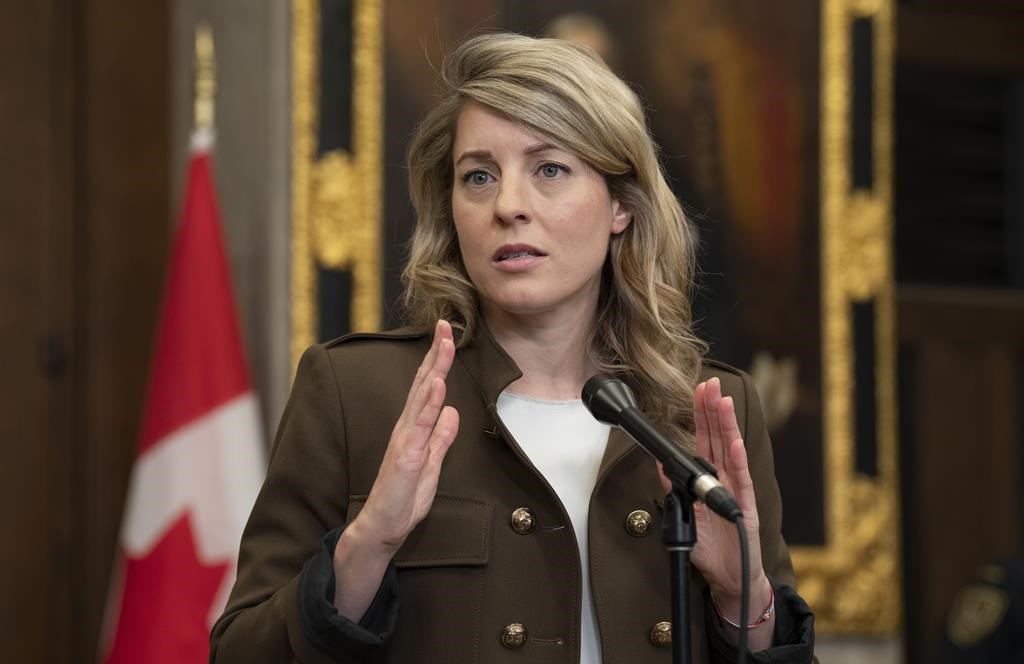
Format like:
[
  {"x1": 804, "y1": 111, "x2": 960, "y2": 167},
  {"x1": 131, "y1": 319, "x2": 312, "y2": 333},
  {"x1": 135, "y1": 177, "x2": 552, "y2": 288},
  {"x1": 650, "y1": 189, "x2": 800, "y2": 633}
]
[
  {"x1": 292, "y1": 0, "x2": 383, "y2": 369},
  {"x1": 789, "y1": 0, "x2": 900, "y2": 633}
]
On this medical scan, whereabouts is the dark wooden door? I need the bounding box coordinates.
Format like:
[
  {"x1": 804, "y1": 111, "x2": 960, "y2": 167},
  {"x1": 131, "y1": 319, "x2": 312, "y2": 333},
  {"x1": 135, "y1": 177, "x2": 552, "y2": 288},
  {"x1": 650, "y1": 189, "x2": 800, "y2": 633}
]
[{"x1": 0, "y1": 1, "x2": 170, "y2": 661}]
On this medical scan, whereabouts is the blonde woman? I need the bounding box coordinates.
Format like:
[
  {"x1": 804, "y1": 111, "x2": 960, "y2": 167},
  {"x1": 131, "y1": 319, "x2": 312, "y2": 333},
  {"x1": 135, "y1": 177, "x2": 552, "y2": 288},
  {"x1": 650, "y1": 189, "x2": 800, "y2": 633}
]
[{"x1": 212, "y1": 33, "x2": 815, "y2": 663}]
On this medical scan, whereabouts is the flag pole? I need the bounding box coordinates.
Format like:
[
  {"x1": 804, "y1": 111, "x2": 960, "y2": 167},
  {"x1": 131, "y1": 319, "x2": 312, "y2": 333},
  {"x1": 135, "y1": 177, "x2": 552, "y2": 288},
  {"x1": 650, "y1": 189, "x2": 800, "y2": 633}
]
[{"x1": 194, "y1": 22, "x2": 216, "y2": 139}]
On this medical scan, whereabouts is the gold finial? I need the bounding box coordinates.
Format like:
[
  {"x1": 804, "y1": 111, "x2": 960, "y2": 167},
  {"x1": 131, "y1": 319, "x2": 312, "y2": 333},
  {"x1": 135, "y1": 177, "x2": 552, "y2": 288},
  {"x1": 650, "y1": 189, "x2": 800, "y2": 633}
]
[{"x1": 194, "y1": 22, "x2": 216, "y2": 132}]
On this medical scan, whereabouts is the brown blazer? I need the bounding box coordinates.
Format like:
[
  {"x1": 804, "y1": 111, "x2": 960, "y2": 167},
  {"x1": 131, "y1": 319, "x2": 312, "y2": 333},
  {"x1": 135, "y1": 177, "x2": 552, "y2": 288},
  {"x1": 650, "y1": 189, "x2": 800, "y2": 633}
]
[{"x1": 210, "y1": 327, "x2": 810, "y2": 663}]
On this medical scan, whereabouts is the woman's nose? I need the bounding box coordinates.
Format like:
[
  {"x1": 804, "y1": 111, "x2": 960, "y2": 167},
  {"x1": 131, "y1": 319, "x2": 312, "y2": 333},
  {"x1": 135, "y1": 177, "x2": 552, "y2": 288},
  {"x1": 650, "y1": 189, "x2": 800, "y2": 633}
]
[{"x1": 494, "y1": 175, "x2": 532, "y2": 225}]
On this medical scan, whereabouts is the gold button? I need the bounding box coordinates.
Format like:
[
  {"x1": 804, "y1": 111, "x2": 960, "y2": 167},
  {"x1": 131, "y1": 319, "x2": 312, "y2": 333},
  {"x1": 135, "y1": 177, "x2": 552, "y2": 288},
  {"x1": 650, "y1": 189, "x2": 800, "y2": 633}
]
[
  {"x1": 650, "y1": 621, "x2": 672, "y2": 647},
  {"x1": 510, "y1": 507, "x2": 536, "y2": 535},
  {"x1": 501, "y1": 622, "x2": 528, "y2": 649},
  {"x1": 625, "y1": 509, "x2": 653, "y2": 537}
]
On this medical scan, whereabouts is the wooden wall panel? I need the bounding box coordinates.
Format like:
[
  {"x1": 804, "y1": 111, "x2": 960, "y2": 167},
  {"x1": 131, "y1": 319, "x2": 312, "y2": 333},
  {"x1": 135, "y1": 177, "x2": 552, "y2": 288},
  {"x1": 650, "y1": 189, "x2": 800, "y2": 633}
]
[
  {"x1": 896, "y1": 3, "x2": 1024, "y2": 657},
  {"x1": 0, "y1": 1, "x2": 170, "y2": 662},
  {"x1": 898, "y1": 288, "x2": 1024, "y2": 663},
  {"x1": 0, "y1": 1, "x2": 76, "y2": 661}
]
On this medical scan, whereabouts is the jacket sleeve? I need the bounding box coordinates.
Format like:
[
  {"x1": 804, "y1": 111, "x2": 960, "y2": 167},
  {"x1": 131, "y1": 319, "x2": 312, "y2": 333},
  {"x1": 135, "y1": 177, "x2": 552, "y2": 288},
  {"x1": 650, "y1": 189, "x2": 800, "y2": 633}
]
[
  {"x1": 209, "y1": 344, "x2": 394, "y2": 663},
  {"x1": 297, "y1": 525, "x2": 399, "y2": 654},
  {"x1": 706, "y1": 369, "x2": 816, "y2": 663}
]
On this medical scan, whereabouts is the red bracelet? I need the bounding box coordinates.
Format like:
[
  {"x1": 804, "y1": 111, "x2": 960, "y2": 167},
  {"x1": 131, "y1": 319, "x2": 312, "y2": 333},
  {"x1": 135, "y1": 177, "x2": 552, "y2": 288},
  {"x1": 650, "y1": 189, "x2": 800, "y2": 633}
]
[{"x1": 711, "y1": 584, "x2": 775, "y2": 630}]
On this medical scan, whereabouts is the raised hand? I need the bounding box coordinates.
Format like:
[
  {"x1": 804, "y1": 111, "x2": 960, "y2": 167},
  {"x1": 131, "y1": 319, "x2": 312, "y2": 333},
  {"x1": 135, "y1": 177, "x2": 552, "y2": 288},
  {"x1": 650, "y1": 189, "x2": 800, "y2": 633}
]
[
  {"x1": 658, "y1": 377, "x2": 775, "y2": 646},
  {"x1": 332, "y1": 320, "x2": 460, "y2": 619}
]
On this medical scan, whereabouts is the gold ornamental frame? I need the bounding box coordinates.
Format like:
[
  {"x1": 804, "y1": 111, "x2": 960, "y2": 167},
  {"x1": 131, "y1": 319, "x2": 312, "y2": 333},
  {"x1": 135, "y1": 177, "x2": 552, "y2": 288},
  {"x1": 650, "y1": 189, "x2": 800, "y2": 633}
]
[
  {"x1": 290, "y1": 0, "x2": 900, "y2": 634},
  {"x1": 291, "y1": 0, "x2": 383, "y2": 367},
  {"x1": 788, "y1": 0, "x2": 900, "y2": 633}
]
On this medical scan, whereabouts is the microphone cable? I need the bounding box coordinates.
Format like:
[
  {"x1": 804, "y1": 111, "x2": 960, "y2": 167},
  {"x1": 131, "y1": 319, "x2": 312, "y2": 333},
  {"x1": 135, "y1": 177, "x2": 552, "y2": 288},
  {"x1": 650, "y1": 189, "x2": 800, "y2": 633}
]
[{"x1": 736, "y1": 516, "x2": 749, "y2": 664}]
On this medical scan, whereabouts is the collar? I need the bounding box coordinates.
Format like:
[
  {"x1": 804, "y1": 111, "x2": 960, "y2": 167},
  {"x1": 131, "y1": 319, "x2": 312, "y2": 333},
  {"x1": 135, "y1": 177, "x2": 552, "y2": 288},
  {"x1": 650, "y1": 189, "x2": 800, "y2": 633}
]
[
  {"x1": 452, "y1": 321, "x2": 523, "y2": 405},
  {"x1": 456, "y1": 322, "x2": 637, "y2": 481}
]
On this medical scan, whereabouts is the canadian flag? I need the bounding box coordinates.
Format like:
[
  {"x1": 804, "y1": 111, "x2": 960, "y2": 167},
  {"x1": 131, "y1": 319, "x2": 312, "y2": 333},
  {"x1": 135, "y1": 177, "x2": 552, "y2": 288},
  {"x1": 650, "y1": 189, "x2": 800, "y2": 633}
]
[{"x1": 102, "y1": 129, "x2": 265, "y2": 664}]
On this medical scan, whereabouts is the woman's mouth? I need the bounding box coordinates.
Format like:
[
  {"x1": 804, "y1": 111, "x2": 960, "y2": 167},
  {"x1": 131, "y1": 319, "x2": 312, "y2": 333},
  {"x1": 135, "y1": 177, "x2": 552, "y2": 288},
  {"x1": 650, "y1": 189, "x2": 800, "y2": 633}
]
[
  {"x1": 493, "y1": 244, "x2": 546, "y2": 262},
  {"x1": 492, "y1": 244, "x2": 547, "y2": 271}
]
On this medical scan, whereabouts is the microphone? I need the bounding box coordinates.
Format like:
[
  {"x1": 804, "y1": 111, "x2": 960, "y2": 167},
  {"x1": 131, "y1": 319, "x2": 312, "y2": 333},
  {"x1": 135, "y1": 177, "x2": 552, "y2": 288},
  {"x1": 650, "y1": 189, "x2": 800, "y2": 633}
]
[{"x1": 582, "y1": 374, "x2": 742, "y2": 522}]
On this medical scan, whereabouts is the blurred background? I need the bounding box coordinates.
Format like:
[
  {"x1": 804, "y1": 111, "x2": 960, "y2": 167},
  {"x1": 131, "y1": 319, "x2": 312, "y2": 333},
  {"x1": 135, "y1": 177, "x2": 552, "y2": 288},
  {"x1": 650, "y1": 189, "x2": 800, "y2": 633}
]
[{"x1": 1, "y1": 0, "x2": 1022, "y2": 662}]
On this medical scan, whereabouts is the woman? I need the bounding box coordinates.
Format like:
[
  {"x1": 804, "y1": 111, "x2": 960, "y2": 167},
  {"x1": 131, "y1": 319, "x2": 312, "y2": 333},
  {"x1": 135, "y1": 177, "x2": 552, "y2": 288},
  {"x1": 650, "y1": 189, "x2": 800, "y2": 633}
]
[{"x1": 211, "y1": 33, "x2": 814, "y2": 663}]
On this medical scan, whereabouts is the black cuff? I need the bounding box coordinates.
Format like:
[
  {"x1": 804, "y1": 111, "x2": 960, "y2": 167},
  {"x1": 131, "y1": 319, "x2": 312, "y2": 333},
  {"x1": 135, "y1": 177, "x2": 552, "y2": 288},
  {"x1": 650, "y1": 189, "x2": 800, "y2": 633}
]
[
  {"x1": 707, "y1": 582, "x2": 815, "y2": 663},
  {"x1": 298, "y1": 525, "x2": 400, "y2": 655}
]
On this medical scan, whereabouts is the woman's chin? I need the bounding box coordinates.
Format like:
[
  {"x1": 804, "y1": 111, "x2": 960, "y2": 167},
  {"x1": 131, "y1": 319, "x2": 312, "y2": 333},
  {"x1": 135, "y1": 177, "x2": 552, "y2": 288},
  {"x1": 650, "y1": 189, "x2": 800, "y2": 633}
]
[{"x1": 481, "y1": 292, "x2": 557, "y2": 318}]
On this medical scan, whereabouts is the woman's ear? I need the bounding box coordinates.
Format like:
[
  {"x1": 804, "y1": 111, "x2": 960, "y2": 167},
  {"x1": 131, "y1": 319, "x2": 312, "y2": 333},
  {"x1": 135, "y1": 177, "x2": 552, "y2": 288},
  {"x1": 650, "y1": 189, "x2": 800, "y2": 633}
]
[{"x1": 610, "y1": 199, "x2": 633, "y2": 235}]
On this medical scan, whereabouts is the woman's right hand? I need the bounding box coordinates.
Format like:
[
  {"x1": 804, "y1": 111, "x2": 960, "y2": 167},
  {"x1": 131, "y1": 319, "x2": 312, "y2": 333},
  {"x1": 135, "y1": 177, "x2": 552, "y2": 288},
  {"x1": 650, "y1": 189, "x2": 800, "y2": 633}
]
[{"x1": 332, "y1": 320, "x2": 460, "y2": 620}]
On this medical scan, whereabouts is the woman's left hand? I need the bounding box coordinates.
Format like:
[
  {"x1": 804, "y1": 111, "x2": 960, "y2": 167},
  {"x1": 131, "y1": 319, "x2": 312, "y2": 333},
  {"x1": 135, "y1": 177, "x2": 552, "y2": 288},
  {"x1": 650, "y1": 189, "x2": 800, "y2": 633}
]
[{"x1": 657, "y1": 377, "x2": 774, "y2": 641}]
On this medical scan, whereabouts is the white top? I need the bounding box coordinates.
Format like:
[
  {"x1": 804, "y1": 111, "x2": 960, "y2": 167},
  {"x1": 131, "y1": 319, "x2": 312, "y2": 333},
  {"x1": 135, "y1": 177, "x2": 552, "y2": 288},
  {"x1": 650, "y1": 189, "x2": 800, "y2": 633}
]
[{"x1": 496, "y1": 391, "x2": 610, "y2": 664}]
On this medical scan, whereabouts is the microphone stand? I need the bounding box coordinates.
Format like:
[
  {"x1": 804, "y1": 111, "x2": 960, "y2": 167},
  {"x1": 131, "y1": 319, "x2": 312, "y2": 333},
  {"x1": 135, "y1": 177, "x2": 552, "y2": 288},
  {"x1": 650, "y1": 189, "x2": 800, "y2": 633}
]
[{"x1": 664, "y1": 487, "x2": 696, "y2": 664}]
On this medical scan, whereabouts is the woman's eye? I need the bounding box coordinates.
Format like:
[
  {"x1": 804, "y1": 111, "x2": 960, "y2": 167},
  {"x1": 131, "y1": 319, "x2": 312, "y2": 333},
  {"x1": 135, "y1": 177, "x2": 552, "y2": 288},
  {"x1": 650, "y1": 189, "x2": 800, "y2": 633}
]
[
  {"x1": 540, "y1": 163, "x2": 565, "y2": 178},
  {"x1": 465, "y1": 171, "x2": 492, "y2": 186}
]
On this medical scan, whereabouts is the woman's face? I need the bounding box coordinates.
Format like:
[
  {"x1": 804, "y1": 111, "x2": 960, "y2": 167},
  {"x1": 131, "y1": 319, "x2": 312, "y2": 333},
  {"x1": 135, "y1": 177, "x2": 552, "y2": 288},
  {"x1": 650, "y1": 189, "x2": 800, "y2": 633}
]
[{"x1": 450, "y1": 103, "x2": 631, "y2": 325}]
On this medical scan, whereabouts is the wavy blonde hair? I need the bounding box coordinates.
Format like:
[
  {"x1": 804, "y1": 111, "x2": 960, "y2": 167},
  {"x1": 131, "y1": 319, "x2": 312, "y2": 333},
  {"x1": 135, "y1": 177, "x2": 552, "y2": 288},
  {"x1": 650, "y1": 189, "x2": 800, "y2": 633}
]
[{"x1": 402, "y1": 32, "x2": 706, "y2": 446}]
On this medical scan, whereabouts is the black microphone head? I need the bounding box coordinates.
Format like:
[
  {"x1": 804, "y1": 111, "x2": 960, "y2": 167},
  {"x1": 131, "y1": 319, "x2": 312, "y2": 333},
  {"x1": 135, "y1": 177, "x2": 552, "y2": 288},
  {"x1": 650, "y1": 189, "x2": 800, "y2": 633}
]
[{"x1": 582, "y1": 374, "x2": 637, "y2": 425}]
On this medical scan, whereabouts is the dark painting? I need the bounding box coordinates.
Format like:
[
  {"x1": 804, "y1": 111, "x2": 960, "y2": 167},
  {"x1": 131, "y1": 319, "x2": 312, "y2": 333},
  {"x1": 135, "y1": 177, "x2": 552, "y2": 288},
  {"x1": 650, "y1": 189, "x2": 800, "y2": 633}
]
[{"x1": 380, "y1": 0, "x2": 824, "y2": 546}]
